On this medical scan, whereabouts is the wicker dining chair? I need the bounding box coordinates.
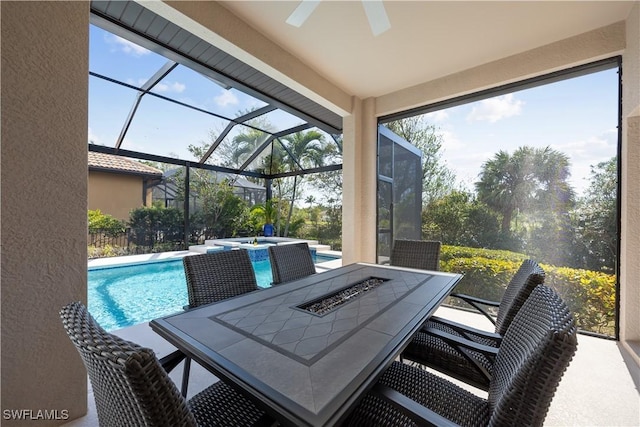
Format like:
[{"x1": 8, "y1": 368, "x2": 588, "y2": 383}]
[
  {"x1": 346, "y1": 285, "x2": 578, "y2": 427},
  {"x1": 268, "y1": 242, "x2": 316, "y2": 285},
  {"x1": 401, "y1": 258, "x2": 545, "y2": 390},
  {"x1": 60, "y1": 302, "x2": 269, "y2": 427},
  {"x1": 183, "y1": 250, "x2": 258, "y2": 309},
  {"x1": 390, "y1": 239, "x2": 441, "y2": 271},
  {"x1": 181, "y1": 250, "x2": 259, "y2": 397}
]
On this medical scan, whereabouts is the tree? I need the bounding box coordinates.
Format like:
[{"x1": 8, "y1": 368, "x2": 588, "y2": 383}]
[
  {"x1": 421, "y1": 190, "x2": 470, "y2": 244},
  {"x1": 420, "y1": 190, "x2": 503, "y2": 249},
  {"x1": 197, "y1": 179, "x2": 250, "y2": 238},
  {"x1": 476, "y1": 147, "x2": 535, "y2": 233},
  {"x1": 476, "y1": 146, "x2": 574, "y2": 234},
  {"x1": 384, "y1": 116, "x2": 456, "y2": 206},
  {"x1": 279, "y1": 130, "x2": 326, "y2": 236},
  {"x1": 573, "y1": 157, "x2": 618, "y2": 272},
  {"x1": 308, "y1": 134, "x2": 343, "y2": 207}
]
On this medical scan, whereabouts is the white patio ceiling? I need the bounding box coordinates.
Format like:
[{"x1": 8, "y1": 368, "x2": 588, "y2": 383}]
[{"x1": 220, "y1": 1, "x2": 634, "y2": 99}]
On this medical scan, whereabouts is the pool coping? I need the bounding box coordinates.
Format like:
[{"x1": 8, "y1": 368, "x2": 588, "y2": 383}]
[
  {"x1": 88, "y1": 251, "x2": 192, "y2": 270},
  {"x1": 88, "y1": 249, "x2": 343, "y2": 270}
]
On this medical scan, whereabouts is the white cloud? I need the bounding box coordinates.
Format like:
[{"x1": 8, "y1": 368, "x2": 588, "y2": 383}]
[
  {"x1": 214, "y1": 90, "x2": 239, "y2": 107},
  {"x1": 550, "y1": 128, "x2": 617, "y2": 195},
  {"x1": 88, "y1": 127, "x2": 101, "y2": 145},
  {"x1": 425, "y1": 110, "x2": 449, "y2": 123},
  {"x1": 154, "y1": 81, "x2": 186, "y2": 93},
  {"x1": 467, "y1": 94, "x2": 524, "y2": 123},
  {"x1": 551, "y1": 129, "x2": 616, "y2": 163},
  {"x1": 124, "y1": 78, "x2": 186, "y2": 93},
  {"x1": 439, "y1": 129, "x2": 463, "y2": 151},
  {"x1": 107, "y1": 35, "x2": 150, "y2": 56}
]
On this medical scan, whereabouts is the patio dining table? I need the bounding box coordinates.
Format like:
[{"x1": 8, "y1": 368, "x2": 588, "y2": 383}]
[{"x1": 150, "y1": 262, "x2": 462, "y2": 426}]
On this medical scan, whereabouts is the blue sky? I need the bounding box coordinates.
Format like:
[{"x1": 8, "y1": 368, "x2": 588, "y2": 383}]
[
  {"x1": 424, "y1": 69, "x2": 618, "y2": 196},
  {"x1": 89, "y1": 25, "x2": 618, "y2": 197}
]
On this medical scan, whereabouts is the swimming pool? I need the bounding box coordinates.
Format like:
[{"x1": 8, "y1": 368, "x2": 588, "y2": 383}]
[{"x1": 88, "y1": 254, "x2": 339, "y2": 331}]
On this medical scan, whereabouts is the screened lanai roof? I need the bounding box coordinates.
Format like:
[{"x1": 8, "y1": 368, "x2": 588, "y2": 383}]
[{"x1": 89, "y1": 0, "x2": 342, "y2": 181}]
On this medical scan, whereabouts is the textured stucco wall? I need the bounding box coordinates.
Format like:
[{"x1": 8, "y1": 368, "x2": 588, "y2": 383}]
[
  {"x1": 89, "y1": 172, "x2": 147, "y2": 221},
  {"x1": 1, "y1": 2, "x2": 89, "y2": 425},
  {"x1": 620, "y1": 2, "x2": 640, "y2": 358},
  {"x1": 341, "y1": 97, "x2": 378, "y2": 264}
]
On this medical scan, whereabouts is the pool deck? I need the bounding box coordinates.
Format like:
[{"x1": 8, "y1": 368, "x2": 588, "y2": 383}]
[
  {"x1": 63, "y1": 304, "x2": 640, "y2": 427},
  {"x1": 74, "y1": 255, "x2": 640, "y2": 426}
]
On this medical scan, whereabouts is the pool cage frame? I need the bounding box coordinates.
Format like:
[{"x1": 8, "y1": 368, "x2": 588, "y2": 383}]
[{"x1": 90, "y1": 3, "x2": 344, "y2": 248}]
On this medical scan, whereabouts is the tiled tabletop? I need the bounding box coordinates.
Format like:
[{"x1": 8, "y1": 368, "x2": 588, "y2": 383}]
[{"x1": 151, "y1": 263, "x2": 462, "y2": 426}]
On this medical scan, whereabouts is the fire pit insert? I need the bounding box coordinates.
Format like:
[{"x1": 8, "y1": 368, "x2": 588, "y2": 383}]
[{"x1": 297, "y1": 277, "x2": 389, "y2": 316}]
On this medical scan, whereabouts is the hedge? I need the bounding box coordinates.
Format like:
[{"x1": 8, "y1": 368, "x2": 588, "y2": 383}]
[{"x1": 439, "y1": 245, "x2": 616, "y2": 336}]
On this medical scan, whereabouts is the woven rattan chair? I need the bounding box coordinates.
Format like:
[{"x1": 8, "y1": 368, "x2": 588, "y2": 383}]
[
  {"x1": 346, "y1": 285, "x2": 577, "y2": 427},
  {"x1": 401, "y1": 259, "x2": 545, "y2": 390},
  {"x1": 60, "y1": 302, "x2": 269, "y2": 427},
  {"x1": 183, "y1": 250, "x2": 258, "y2": 308},
  {"x1": 181, "y1": 250, "x2": 259, "y2": 396},
  {"x1": 268, "y1": 242, "x2": 316, "y2": 285},
  {"x1": 390, "y1": 240, "x2": 441, "y2": 271}
]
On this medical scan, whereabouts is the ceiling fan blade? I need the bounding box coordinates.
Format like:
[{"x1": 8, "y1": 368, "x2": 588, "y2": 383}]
[
  {"x1": 286, "y1": 0, "x2": 321, "y2": 27},
  {"x1": 362, "y1": 0, "x2": 390, "y2": 36}
]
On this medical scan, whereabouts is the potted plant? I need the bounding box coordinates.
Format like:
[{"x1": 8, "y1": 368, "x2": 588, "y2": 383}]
[{"x1": 256, "y1": 199, "x2": 275, "y2": 237}]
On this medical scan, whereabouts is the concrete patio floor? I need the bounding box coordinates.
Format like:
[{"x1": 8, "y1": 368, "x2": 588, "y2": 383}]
[{"x1": 64, "y1": 302, "x2": 639, "y2": 426}]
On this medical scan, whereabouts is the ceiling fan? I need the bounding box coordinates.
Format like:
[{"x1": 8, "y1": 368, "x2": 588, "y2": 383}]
[{"x1": 286, "y1": 0, "x2": 391, "y2": 36}]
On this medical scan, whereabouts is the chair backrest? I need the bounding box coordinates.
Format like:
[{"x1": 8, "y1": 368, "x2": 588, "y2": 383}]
[
  {"x1": 60, "y1": 302, "x2": 196, "y2": 427},
  {"x1": 183, "y1": 250, "x2": 258, "y2": 308},
  {"x1": 268, "y1": 242, "x2": 316, "y2": 285},
  {"x1": 488, "y1": 285, "x2": 577, "y2": 427},
  {"x1": 494, "y1": 259, "x2": 545, "y2": 335},
  {"x1": 390, "y1": 240, "x2": 441, "y2": 271}
]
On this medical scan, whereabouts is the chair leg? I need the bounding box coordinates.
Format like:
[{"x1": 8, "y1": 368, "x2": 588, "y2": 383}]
[{"x1": 181, "y1": 357, "x2": 191, "y2": 397}]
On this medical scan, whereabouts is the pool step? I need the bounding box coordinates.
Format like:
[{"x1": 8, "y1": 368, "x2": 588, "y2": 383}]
[
  {"x1": 190, "y1": 241, "x2": 332, "y2": 255},
  {"x1": 188, "y1": 245, "x2": 225, "y2": 254}
]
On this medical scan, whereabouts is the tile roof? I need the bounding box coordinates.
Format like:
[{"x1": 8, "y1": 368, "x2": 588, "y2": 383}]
[{"x1": 88, "y1": 151, "x2": 163, "y2": 177}]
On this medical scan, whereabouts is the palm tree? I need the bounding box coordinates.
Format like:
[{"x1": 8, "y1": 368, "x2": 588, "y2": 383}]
[
  {"x1": 229, "y1": 128, "x2": 268, "y2": 168},
  {"x1": 305, "y1": 195, "x2": 316, "y2": 209},
  {"x1": 278, "y1": 130, "x2": 326, "y2": 236},
  {"x1": 476, "y1": 146, "x2": 572, "y2": 234}
]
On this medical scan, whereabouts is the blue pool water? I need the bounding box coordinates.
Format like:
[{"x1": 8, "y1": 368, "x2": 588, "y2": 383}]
[
  {"x1": 89, "y1": 253, "x2": 339, "y2": 331},
  {"x1": 89, "y1": 258, "x2": 276, "y2": 331}
]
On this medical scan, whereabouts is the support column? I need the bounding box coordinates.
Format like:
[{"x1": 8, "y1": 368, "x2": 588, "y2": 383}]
[
  {"x1": 1, "y1": 1, "x2": 90, "y2": 424},
  {"x1": 620, "y1": 2, "x2": 640, "y2": 365},
  {"x1": 620, "y1": 114, "x2": 640, "y2": 357},
  {"x1": 342, "y1": 97, "x2": 378, "y2": 264}
]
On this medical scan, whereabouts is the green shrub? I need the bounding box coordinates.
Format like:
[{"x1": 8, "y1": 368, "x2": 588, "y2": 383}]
[
  {"x1": 442, "y1": 256, "x2": 523, "y2": 305},
  {"x1": 88, "y1": 209, "x2": 126, "y2": 236},
  {"x1": 128, "y1": 206, "x2": 184, "y2": 248},
  {"x1": 88, "y1": 244, "x2": 130, "y2": 259},
  {"x1": 439, "y1": 244, "x2": 616, "y2": 336},
  {"x1": 542, "y1": 265, "x2": 616, "y2": 335},
  {"x1": 441, "y1": 245, "x2": 527, "y2": 263}
]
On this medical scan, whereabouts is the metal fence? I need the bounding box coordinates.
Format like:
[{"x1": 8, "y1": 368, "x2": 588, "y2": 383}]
[{"x1": 88, "y1": 228, "x2": 186, "y2": 256}]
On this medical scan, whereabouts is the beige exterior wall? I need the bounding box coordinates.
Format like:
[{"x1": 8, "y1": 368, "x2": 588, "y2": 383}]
[
  {"x1": 1, "y1": 1, "x2": 89, "y2": 425},
  {"x1": 620, "y1": 2, "x2": 640, "y2": 362},
  {"x1": 88, "y1": 171, "x2": 152, "y2": 222},
  {"x1": 341, "y1": 97, "x2": 378, "y2": 264}
]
